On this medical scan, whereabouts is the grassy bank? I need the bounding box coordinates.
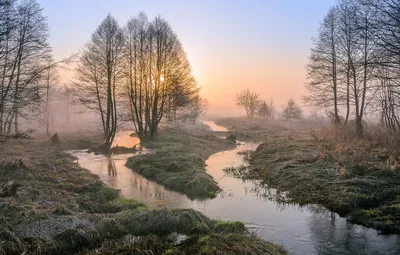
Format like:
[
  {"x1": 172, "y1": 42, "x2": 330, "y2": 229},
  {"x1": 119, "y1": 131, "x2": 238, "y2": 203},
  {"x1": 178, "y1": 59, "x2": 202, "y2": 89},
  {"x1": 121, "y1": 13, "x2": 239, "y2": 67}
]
[
  {"x1": 0, "y1": 133, "x2": 285, "y2": 254},
  {"x1": 225, "y1": 126, "x2": 400, "y2": 234},
  {"x1": 125, "y1": 128, "x2": 236, "y2": 199},
  {"x1": 214, "y1": 117, "x2": 318, "y2": 142}
]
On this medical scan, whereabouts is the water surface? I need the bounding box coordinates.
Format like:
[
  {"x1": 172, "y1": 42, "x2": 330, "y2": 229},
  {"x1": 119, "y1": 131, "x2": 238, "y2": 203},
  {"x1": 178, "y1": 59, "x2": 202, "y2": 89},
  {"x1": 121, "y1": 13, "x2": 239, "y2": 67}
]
[{"x1": 70, "y1": 124, "x2": 400, "y2": 254}]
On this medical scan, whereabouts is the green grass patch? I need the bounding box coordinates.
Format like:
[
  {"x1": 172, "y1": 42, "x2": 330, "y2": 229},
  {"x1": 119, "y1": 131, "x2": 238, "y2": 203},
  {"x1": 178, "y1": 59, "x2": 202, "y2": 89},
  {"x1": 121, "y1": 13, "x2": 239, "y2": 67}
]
[
  {"x1": 213, "y1": 221, "x2": 246, "y2": 234},
  {"x1": 125, "y1": 128, "x2": 235, "y2": 199}
]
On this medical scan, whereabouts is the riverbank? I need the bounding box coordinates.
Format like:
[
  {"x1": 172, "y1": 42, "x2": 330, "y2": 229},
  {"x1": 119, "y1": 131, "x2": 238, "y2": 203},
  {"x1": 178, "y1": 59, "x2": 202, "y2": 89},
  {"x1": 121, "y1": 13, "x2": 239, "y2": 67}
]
[
  {"x1": 126, "y1": 127, "x2": 236, "y2": 199},
  {"x1": 214, "y1": 117, "x2": 317, "y2": 142},
  {"x1": 218, "y1": 117, "x2": 400, "y2": 234},
  {"x1": 0, "y1": 131, "x2": 286, "y2": 254}
]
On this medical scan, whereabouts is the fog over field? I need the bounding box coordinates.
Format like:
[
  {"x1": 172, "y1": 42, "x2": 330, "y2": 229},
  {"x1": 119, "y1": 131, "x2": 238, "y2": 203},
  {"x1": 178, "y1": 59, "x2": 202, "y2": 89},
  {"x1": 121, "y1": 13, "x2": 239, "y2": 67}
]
[{"x1": 2, "y1": 1, "x2": 400, "y2": 255}]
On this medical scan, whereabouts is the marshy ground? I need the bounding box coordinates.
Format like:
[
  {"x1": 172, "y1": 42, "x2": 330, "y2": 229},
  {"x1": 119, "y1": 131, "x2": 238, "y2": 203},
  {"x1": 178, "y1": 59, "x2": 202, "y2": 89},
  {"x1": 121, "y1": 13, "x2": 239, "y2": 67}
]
[
  {"x1": 219, "y1": 117, "x2": 400, "y2": 234},
  {"x1": 125, "y1": 127, "x2": 236, "y2": 199},
  {"x1": 0, "y1": 128, "x2": 286, "y2": 254}
]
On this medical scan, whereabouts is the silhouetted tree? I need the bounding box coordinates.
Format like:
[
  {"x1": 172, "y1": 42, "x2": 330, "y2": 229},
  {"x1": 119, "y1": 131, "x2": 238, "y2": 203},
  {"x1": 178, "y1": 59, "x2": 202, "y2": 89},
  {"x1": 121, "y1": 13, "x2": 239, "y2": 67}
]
[
  {"x1": 0, "y1": 0, "x2": 52, "y2": 135},
  {"x1": 75, "y1": 14, "x2": 125, "y2": 151},
  {"x1": 236, "y1": 88, "x2": 260, "y2": 118},
  {"x1": 305, "y1": 7, "x2": 341, "y2": 125},
  {"x1": 282, "y1": 99, "x2": 302, "y2": 120},
  {"x1": 124, "y1": 13, "x2": 197, "y2": 140},
  {"x1": 258, "y1": 99, "x2": 274, "y2": 120},
  {"x1": 306, "y1": 0, "x2": 380, "y2": 136},
  {"x1": 40, "y1": 57, "x2": 59, "y2": 135}
]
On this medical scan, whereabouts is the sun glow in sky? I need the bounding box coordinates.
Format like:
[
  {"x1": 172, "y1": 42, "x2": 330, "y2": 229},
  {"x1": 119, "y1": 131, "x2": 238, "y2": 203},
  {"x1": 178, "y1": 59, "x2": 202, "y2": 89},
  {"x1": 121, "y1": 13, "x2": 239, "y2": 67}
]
[{"x1": 38, "y1": 0, "x2": 336, "y2": 117}]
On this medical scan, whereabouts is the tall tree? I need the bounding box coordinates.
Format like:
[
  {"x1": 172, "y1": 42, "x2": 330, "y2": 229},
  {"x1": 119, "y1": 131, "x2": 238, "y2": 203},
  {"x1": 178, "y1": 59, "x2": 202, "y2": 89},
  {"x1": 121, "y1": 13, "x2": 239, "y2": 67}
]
[
  {"x1": 337, "y1": 0, "x2": 358, "y2": 125},
  {"x1": 364, "y1": 0, "x2": 400, "y2": 133},
  {"x1": 305, "y1": 7, "x2": 341, "y2": 125},
  {"x1": 75, "y1": 14, "x2": 125, "y2": 151},
  {"x1": 41, "y1": 57, "x2": 59, "y2": 135},
  {"x1": 124, "y1": 13, "x2": 197, "y2": 140},
  {"x1": 0, "y1": 0, "x2": 52, "y2": 135}
]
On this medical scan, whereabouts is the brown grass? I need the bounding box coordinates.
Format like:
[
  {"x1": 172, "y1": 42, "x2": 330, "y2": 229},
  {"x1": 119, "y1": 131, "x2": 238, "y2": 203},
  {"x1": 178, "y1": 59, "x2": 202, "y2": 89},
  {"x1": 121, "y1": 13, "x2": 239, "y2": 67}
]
[
  {"x1": 219, "y1": 117, "x2": 400, "y2": 233},
  {"x1": 0, "y1": 131, "x2": 286, "y2": 254}
]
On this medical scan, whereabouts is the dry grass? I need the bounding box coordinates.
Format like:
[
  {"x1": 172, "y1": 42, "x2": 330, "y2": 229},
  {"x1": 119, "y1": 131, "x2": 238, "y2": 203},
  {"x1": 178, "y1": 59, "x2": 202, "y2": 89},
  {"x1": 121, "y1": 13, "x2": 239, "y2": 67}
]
[
  {"x1": 83, "y1": 233, "x2": 287, "y2": 255},
  {"x1": 311, "y1": 125, "x2": 400, "y2": 172},
  {"x1": 219, "y1": 118, "x2": 400, "y2": 234},
  {"x1": 0, "y1": 131, "x2": 286, "y2": 254}
]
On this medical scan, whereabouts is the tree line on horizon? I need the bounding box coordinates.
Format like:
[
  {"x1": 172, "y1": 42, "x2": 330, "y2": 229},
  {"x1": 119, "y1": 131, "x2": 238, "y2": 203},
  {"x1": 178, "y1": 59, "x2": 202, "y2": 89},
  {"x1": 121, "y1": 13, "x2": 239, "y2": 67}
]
[
  {"x1": 305, "y1": 0, "x2": 400, "y2": 136},
  {"x1": 235, "y1": 88, "x2": 302, "y2": 120}
]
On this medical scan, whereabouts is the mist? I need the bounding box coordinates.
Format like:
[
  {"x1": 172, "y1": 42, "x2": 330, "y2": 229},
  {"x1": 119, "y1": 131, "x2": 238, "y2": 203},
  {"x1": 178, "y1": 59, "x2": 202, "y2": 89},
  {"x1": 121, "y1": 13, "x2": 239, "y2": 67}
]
[{"x1": 2, "y1": 1, "x2": 400, "y2": 255}]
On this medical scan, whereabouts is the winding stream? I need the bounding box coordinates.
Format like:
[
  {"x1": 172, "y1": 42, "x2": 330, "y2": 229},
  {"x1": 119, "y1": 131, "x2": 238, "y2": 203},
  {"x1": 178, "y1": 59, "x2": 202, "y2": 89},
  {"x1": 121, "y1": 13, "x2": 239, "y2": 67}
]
[{"x1": 70, "y1": 122, "x2": 400, "y2": 254}]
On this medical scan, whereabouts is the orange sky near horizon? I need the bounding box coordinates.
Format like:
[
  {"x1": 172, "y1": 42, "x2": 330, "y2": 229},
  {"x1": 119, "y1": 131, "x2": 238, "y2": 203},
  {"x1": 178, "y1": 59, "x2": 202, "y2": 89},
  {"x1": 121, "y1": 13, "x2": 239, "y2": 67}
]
[
  {"x1": 190, "y1": 48, "x2": 308, "y2": 117},
  {"x1": 39, "y1": 0, "x2": 335, "y2": 118}
]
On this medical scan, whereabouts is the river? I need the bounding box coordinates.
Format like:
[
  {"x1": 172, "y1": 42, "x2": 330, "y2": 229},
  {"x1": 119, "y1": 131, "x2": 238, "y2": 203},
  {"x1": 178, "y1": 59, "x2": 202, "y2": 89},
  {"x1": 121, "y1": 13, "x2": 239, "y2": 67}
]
[{"x1": 69, "y1": 122, "x2": 400, "y2": 254}]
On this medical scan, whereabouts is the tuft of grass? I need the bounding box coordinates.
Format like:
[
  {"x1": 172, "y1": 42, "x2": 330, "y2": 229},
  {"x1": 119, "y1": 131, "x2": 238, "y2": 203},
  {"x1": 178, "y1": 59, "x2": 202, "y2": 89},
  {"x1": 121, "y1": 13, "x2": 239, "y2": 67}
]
[
  {"x1": 226, "y1": 134, "x2": 237, "y2": 142},
  {"x1": 212, "y1": 221, "x2": 246, "y2": 234},
  {"x1": 164, "y1": 248, "x2": 174, "y2": 254},
  {"x1": 208, "y1": 191, "x2": 216, "y2": 199},
  {"x1": 55, "y1": 158, "x2": 63, "y2": 164},
  {"x1": 83, "y1": 234, "x2": 286, "y2": 255},
  {"x1": 115, "y1": 198, "x2": 145, "y2": 210},
  {"x1": 115, "y1": 208, "x2": 211, "y2": 236}
]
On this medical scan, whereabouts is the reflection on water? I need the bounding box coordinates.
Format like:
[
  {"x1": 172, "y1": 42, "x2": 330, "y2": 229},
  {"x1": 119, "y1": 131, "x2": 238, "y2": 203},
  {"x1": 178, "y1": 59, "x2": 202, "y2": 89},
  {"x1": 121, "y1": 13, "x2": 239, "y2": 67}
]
[
  {"x1": 107, "y1": 157, "x2": 117, "y2": 177},
  {"x1": 112, "y1": 130, "x2": 139, "y2": 148},
  {"x1": 70, "y1": 127, "x2": 400, "y2": 255},
  {"x1": 71, "y1": 149, "x2": 195, "y2": 209},
  {"x1": 203, "y1": 120, "x2": 228, "y2": 132}
]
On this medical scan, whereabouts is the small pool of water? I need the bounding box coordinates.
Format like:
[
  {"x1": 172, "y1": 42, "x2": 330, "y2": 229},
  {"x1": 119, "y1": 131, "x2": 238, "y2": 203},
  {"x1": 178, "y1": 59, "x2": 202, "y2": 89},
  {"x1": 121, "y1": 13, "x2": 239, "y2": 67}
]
[{"x1": 69, "y1": 125, "x2": 400, "y2": 254}]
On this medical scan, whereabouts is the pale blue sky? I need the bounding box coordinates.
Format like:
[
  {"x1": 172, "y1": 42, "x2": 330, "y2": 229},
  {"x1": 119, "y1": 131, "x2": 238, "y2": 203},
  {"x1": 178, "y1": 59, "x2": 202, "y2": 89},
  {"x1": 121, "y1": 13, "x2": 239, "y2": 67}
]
[{"x1": 38, "y1": 0, "x2": 336, "y2": 115}]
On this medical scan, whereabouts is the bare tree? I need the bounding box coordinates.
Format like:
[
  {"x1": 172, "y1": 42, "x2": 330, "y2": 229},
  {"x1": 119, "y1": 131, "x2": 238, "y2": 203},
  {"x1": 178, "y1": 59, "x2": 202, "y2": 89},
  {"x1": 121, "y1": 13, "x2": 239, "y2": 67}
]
[
  {"x1": 75, "y1": 14, "x2": 125, "y2": 151},
  {"x1": 337, "y1": 0, "x2": 359, "y2": 125},
  {"x1": 305, "y1": 7, "x2": 341, "y2": 125},
  {"x1": 0, "y1": 0, "x2": 52, "y2": 136},
  {"x1": 39, "y1": 57, "x2": 59, "y2": 135},
  {"x1": 257, "y1": 99, "x2": 274, "y2": 120},
  {"x1": 282, "y1": 98, "x2": 302, "y2": 120},
  {"x1": 124, "y1": 13, "x2": 197, "y2": 140},
  {"x1": 363, "y1": 0, "x2": 400, "y2": 133},
  {"x1": 305, "y1": 0, "x2": 380, "y2": 136},
  {"x1": 236, "y1": 88, "x2": 260, "y2": 118}
]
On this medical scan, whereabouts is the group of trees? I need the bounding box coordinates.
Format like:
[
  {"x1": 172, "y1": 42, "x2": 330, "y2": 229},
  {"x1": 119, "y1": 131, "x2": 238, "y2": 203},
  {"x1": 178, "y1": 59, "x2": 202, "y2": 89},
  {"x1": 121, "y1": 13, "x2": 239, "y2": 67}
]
[
  {"x1": 76, "y1": 13, "x2": 201, "y2": 149},
  {"x1": 236, "y1": 89, "x2": 302, "y2": 120},
  {"x1": 0, "y1": 0, "x2": 53, "y2": 136},
  {"x1": 236, "y1": 89, "x2": 275, "y2": 119},
  {"x1": 0, "y1": 0, "x2": 73, "y2": 137},
  {"x1": 0, "y1": 0, "x2": 202, "y2": 148},
  {"x1": 305, "y1": 0, "x2": 400, "y2": 136}
]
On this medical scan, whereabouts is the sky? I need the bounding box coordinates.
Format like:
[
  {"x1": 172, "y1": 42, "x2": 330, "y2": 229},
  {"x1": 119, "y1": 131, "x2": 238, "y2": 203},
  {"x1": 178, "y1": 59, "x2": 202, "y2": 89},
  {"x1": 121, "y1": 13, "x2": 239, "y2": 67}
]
[{"x1": 37, "y1": 0, "x2": 336, "y2": 117}]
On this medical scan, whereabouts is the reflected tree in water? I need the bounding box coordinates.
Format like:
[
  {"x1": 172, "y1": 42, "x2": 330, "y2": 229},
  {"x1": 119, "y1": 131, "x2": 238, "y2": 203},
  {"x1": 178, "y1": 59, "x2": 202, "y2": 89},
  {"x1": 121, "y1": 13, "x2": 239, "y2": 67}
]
[{"x1": 107, "y1": 157, "x2": 117, "y2": 177}]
